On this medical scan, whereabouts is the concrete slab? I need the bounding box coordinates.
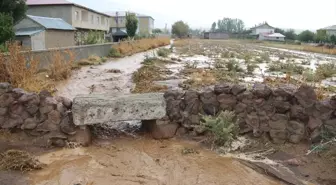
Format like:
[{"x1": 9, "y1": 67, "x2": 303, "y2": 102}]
[{"x1": 72, "y1": 93, "x2": 166, "y2": 125}]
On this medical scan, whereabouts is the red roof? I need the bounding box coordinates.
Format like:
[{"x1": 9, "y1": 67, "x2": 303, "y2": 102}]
[{"x1": 26, "y1": 0, "x2": 73, "y2": 5}]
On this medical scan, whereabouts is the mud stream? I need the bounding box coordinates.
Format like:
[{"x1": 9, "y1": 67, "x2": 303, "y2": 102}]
[{"x1": 29, "y1": 138, "x2": 282, "y2": 185}]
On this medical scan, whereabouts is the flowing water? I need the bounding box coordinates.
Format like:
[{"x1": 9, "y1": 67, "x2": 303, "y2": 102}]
[{"x1": 28, "y1": 138, "x2": 282, "y2": 185}]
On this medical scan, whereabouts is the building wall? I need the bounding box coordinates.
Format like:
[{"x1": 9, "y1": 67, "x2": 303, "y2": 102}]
[
  {"x1": 138, "y1": 17, "x2": 153, "y2": 35},
  {"x1": 31, "y1": 30, "x2": 46, "y2": 50},
  {"x1": 326, "y1": 30, "x2": 336, "y2": 36},
  {"x1": 208, "y1": 32, "x2": 229, "y2": 40},
  {"x1": 109, "y1": 16, "x2": 126, "y2": 28},
  {"x1": 259, "y1": 35, "x2": 285, "y2": 41},
  {"x1": 15, "y1": 36, "x2": 32, "y2": 50},
  {"x1": 45, "y1": 30, "x2": 75, "y2": 49},
  {"x1": 71, "y1": 6, "x2": 109, "y2": 31},
  {"x1": 14, "y1": 18, "x2": 41, "y2": 30},
  {"x1": 27, "y1": 5, "x2": 73, "y2": 25}
]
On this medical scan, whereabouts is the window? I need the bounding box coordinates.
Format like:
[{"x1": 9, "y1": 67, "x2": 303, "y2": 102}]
[
  {"x1": 75, "y1": 11, "x2": 79, "y2": 21},
  {"x1": 101, "y1": 16, "x2": 105, "y2": 25},
  {"x1": 91, "y1": 15, "x2": 94, "y2": 24},
  {"x1": 81, "y1": 10, "x2": 88, "y2": 22},
  {"x1": 96, "y1": 17, "x2": 99, "y2": 24}
]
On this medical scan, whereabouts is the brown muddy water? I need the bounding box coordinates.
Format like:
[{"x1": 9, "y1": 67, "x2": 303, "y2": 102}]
[{"x1": 28, "y1": 138, "x2": 283, "y2": 185}]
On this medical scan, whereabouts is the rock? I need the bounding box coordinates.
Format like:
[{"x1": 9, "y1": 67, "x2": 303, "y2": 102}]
[
  {"x1": 284, "y1": 158, "x2": 304, "y2": 166},
  {"x1": 289, "y1": 134, "x2": 304, "y2": 144},
  {"x1": 288, "y1": 120, "x2": 305, "y2": 135},
  {"x1": 310, "y1": 128, "x2": 322, "y2": 143},
  {"x1": 25, "y1": 104, "x2": 39, "y2": 115},
  {"x1": 48, "y1": 132, "x2": 68, "y2": 147},
  {"x1": 294, "y1": 85, "x2": 317, "y2": 108},
  {"x1": 313, "y1": 101, "x2": 333, "y2": 120},
  {"x1": 167, "y1": 99, "x2": 182, "y2": 122},
  {"x1": 68, "y1": 126, "x2": 92, "y2": 146},
  {"x1": 37, "y1": 120, "x2": 59, "y2": 132},
  {"x1": 259, "y1": 114, "x2": 270, "y2": 132},
  {"x1": 41, "y1": 97, "x2": 58, "y2": 107},
  {"x1": 330, "y1": 95, "x2": 336, "y2": 108},
  {"x1": 151, "y1": 122, "x2": 179, "y2": 139},
  {"x1": 235, "y1": 103, "x2": 247, "y2": 114},
  {"x1": 183, "y1": 91, "x2": 200, "y2": 115},
  {"x1": 217, "y1": 93, "x2": 237, "y2": 111},
  {"x1": 164, "y1": 90, "x2": 183, "y2": 100},
  {"x1": 60, "y1": 114, "x2": 77, "y2": 135},
  {"x1": 2, "y1": 114, "x2": 23, "y2": 129},
  {"x1": 47, "y1": 110, "x2": 61, "y2": 125},
  {"x1": 290, "y1": 105, "x2": 308, "y2": 122},
  {"x1": 0, "y1": 116, "x2": 6, "y2": 127},
  {"x1": 39, "y1": 90, "x2": 52, "y2": 100},
  {"x1": 21, "y1": 118, "x2": 38, "y2": 130},
  {"x1": 20, "y1": 110, "x2": 31, "y2": 120},
  {"x1": 200, "y1": 91, "x2": 219, "y2": 115},
  {"x1": 193, "y1": 125, "x2": 207, "y2": 135},
  {"x1": 273, "y1": 84, "x2": 296, "y2": 100},
  {"x1": 57, "y1": 103, "x2": 67, "y2": 116},
  {"x1": 237, "y1": 91, "x2": 254, "y2": 103},
  {"x1": 18, "y1": 93, "x2": 40, "y2": 104},
  {"x1": 214, "y1": 83, "x2": 232, "y2": 94},
  {"x1": 0, "y1": 107, "x2": 7, "y2": 116},
  {"x1": 176, "y1": 127, "x2": 187, "y2": 136},
  {"x1": 245, "y1": 112, "x2": 259, "y2": 129},
  {"x1": 9, "y1": 103, "x2": 24, "y2": 115},
  {"x1": 39, "y1": 105, "x2": 54, "y2": 114},
  {"x1": 11, "y1": 88, "x2": 26, "y2": 99},
  {"x1": 308, "y1": 117, "x2": 323, "y2": 131},
  {"x1": 56, "y1": 96, "x2": 72, "y2": 109},
  {"x1": 270, "y1": 130, "x2": 288, "y2": 143},
  {"x1": 252, "y1": 84, "x2": 272, "y2": 99},
  {"x1": 73, "y1": 93, "x2": 167, "y2": 125},
  {"x1": 269, "y1": 114, "x2": 288, "y2": 130},
  {"x1": 324, "y1": 119, "x2": 336, "y2": 136},
  {"x1": 231, "y1": 84, "x2": 246, "y2": 95},
  {"x1": 184, "y1": 90, "x2": 198, "y2": 102},
  {"x1": 274, "y1": 98, "x2": 291, "y2": 113},
  {"x1": 0, "y1": 93, "x2": 14, "y2": 107},
  {"x1": 0, "y1": 83, "x2": 12, "y2": 96}
]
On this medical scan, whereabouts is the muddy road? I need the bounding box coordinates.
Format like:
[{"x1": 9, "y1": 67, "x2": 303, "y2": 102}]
[{"x1": 29, "y1": 138, "x2": 282, "y2": 185}]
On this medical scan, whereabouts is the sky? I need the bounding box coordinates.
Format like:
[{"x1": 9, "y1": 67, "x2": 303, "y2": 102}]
[{"x1": 70, "y1": 0, "x2": 336, "y2": 31}]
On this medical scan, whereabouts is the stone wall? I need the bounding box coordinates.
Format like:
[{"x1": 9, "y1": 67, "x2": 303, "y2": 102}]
[
  {"x1": 164, "y1": 83, "x2": 336, "y2": 143},
  {"x1": 0, "y1": 83, "x2": 91, "y2": 147}
]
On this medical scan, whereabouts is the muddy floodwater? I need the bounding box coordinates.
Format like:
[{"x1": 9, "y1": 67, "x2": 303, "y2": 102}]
[{"x1": 29, "y1": 138, "x2": 282, "y2": 185}]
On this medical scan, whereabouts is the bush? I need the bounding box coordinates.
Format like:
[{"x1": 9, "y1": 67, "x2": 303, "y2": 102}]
[
  {"x1": 108, "y1": 47, "x2": 121, "y2": 57},
  {"x1": 247, "y1": 63, "x2": 258, "y2": 74},
  {"x1": 201, "y1": 111, "x2": 239, "y2": 146},
  {"x1": 226, "y1": 59, "x2": 244, "y2": 72},
  {"x1": 316, "y1": 63, "x2": 336, "y2": 79},
  {"x1": 260, "y1": 53, "x2": 270, "y2": 62},
  {"x1": 49, "y1": 50, "x2": 75, "y2": 80},
  {"x1": 267, "y1": 62, "x2": 304, "y2": 74},
  {"x1": 0, "y1": 150, "x2": 44, "y2": 172},
  {"x1": 302, "y1": 70, "x2": 321, "y2": 82},
  {"x1": 157, "y1": 48, "x2": 171, "y2": 57}
]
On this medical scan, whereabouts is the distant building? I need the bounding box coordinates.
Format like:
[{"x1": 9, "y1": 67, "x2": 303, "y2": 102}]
[
  {"x1": 105, "y1": 11, "x2": 154, "y2": 37},
  {"x1": 319, "y1": 25, "x2": 336, "y2": 36},
  {"x1": 250, "y1": 23, "x2": 285, "y2": 41},
  {"x1": 26, "y1": 0, "x2": 110, "y2": 44},
  {"x1": 204, "y1": 32, "x2": 229, "y2": 40},
  {"x1": 14, "y1": 15, "x2": 75, "y2": 50}
]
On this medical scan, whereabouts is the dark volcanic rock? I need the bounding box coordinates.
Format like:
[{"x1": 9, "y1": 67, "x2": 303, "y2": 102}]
[
  {"x1": 294, "y1": 85, "x2": 317, "y2": 108},
  {"x1": 214, "y1": 83, "x2": 232, "y2": 94},
  {"x1": 252, "y1": 84, "x2": 272, "y2": 99},
  {"x1": 231, "y1": 84, "x2": 246, "y2": 95}
]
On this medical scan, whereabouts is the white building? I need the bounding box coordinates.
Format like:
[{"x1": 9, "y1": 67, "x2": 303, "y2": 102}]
[
  {"x1": 250, "y1": 23, "x2": 285, "y2": 41},
  {"x1": 320, "y1": 25, "x2": 336, "y2": 36}
]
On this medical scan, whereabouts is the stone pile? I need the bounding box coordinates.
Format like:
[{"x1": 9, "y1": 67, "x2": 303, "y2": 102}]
[
  {"x1": 164, "y1": 83, "x2": 336, "y2": 143},
  {"x1": 0, "y1": 83, "x2": 90, "y2": 147}
]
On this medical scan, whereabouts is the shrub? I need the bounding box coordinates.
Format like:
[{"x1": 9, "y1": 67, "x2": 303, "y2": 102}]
[
  {"x1": 0, "y1": 150, "x2": 44, "y2": 171},
  {"x1": 302, "y1": 70, "x2": 321, "y2": 82},
  {"x1": 267, "y1": 62, "x2": 304, "y2": 74},
  {"x1": 49, "y1": 49, "x2": 75, "y2": 80},
  {"x1": 157, "y1": 48, "x2": 171, "y2": 57},
  {"x1": 200, "y1": 111, "x2": 239, "y2": 146},
  {"x1": 141, "y1": 55, "x2": 158, "y2": 65},
  {"x1": 184, "y1": 61, "x2": 198, "y2": 69},
  {"x1": 214, "y1": 60, "x2": 226, "y2": 68},
  {"x1": 108, "y1": 47, "x2": 121, "y2": 57},
  {"x1": 260, "y1": 53, "x2": 270, "y2": 62},
  {"x1": 247, "y1": 63, "x2": 258, "y2": 74},
  {"x1": 226, "y1": 59, "x2": 244, "y2": 72},
  {"x1": 316, "y1": 63, "x2": 336, "y2": 79}
]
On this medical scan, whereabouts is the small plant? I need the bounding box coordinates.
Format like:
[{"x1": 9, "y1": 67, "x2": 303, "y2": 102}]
[
  {"x1": 156, "y1": 48, "x2": 171, "y2": 57},
  {"x1": 200, "y1": 111, "x2": 239, "y2": 146},
  {"x1": 108, "y1": 47, "x2": 121, "y2": 58},
  {"x1": 247, "y1": 63, "x2": 258, "y2": 74},
  {"x1": 181, "y1": 147, "x2": 199, "y2": 155},
  {"x1": 226, "y1": 59, "x2": 244, "y2": 72},
  {"x1": 214, "y1": 60, "x2": 226, "y2": 68},
  {"x1": 0, "y1": 150, "x2": 44, "y2": 171},
  {"x1": 302, "y1": 70, "x2": 321, "y2": 82},
  {"x1": 260, "y1": 53, "x2": 270, "y2": 62},
  {"x1": 244, "y1": 53, "x2": 252, "y2": 62},
  {"x1": 49, "y1": 49, "x2": 75, "y2": 80},
  {"x1": 315, "y1": 63, "x2": 336, "y2": 79},
  {"x1": 221, "y1": 51, "x2": 230, "y2": 58},
  {"x1": 184, "y1": 61, "x2": 199, "y2": 69},
  {"x1": 255, "y1": 57, "x2": 263, "y2": 63},
  {"x1": 141, "y1": 55, "x2": 158, "y2": 65}
]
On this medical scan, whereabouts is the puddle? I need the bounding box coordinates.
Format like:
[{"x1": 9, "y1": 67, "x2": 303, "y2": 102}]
[{"x1": 29, "y1": 138, "x2": 283, "y2": 185}]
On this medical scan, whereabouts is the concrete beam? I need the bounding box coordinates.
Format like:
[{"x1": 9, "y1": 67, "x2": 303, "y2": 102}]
[{"x1": 72, "y1": 93, "x2": 166, "y2": 125}]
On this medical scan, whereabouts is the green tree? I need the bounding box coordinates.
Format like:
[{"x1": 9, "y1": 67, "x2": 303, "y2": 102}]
[
  {"x1": 315, "y1": 30, "x2": 328, "y2": 43},
  {"x1": 0, "y1": 13, "x2": 15, "y2": 45},
  {"x1": 0, "y1": 0, "x2": 27, "y2": 23},
  {"x1": 211, "y1": 22, "x2": 216, "y2": 32},
  {"x1": 274, "y1": 28, "x2": 285, "y2": 35},
  {"x1": 152, "y1": 28, "x2": 162, "y2": 34},
  {"x1": 298, "y1": 30, "x2": 315, "y2": 42},
  {"x1": 284, "y1": 29, "x2": 297, "y2": 40},
  {"x1": 330, "y1": 35, "x2": 336, "y2": 44},
  {"x1": 125, "y1": 12, "x2": 138, "y2": 37},
  {"x1": 172, "y1": 21, "x2": 189, "y2": 38},
  {"x1": 215, "y1": 17, "x2": 245, "y2": 33}
]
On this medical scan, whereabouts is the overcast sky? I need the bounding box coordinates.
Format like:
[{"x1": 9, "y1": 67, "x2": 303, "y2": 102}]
[{"x1": 70, "y1": 0, "x2": 336, "y2": 31}]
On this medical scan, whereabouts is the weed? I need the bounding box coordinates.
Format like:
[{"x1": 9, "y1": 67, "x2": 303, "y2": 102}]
[
  {"x1": 255, "y1": 57, "x2": 263, "y2": 63},
  {"x1": 181, "y1": 147, "x2": 199, "y2": 155},
  {"x1": 302, "y1": 70, "x2": 321, "y2": 82},
  {"x1": 244, "y1": 53, "x2": 252, "y2": 62},
  {"x1": 184, "y1": 61, "x2": 199, "y2": 69},
  {"x1": 226, "y1": 59, "x2": 244, "y2": 72},
  {"x1": 49, "y1": 49, "x2": 75, "y2": 80},
  {"x1": 221, "y1": 51, "x2": 230, "y2": 58},
  {"x1": 0, "y1": 150, "x2": 44, "y2": 171},
  {"x1": 267, "y1": 62, "x2": 304, "y2": 75},
  {"x1": 301, "y1": 60, "x2": 311, "y2": 65},
  {"x1": 214, "y1": 59, "x2": 226, "y2": 68},
  {"x1": 132, "y1": 81, "x2": 168, "y2": 93},
  {"x1": 108, "y1": 47, "x2": 121, "y2": 58},
  {"x1": 157, "y1": 48, "x2": 171, "y2": 57},
  {"x1": 182, "y1": 69, "x2": 217, "y2": 87},
  {"x1": 260, "y1": 53, "x2": 270, "y2": 62},
  {"x1": 247, "y1": 64, "x2": 258, "y2": 74},
  {"x1": 200, "y1": 111, "x2": 239, "y2": 146},
  {"x1": 315, "y1": 63, "x2": 336, "y2": 79},
  {"x1": 141, "y1": 55, "x2": 158, "y2": 65}
]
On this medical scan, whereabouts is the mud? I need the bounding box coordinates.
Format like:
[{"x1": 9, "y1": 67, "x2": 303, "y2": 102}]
[{"x1": 28, "y1": 138, "x2": 283, "y2": 185}]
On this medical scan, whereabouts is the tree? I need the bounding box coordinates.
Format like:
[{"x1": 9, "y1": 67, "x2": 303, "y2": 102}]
[
  {"x1": 330, "y1": 35, "x2": 336, "y2": 44},
  {"x1": 0, "y1": 0, "x2": 27, "y2": 23},
  {"x1": 284, "y1": 29, "x2": 297, "y2": 40},
  {"x1": 0, "y1": 13, "x2": 15, "y2": 45},
  {"x1": 211, "y1": 22, "x2": 216, "y2": 32},
  {"x1": 152, "y1": 28, "x2": 162, "y2": 34},
  {"x1": 215, "y1": 17, "x2": 245, "y2": 33},
  {"x1": 274, "y1": 28, "x2": 285, "y2": 35},
  {"x1": 315, "y1": 30, "x2": 328, "y2": 43},
  {"x1": 172, "y1": 21, "x2": 189, "y2": 38},
  {"x1": 125, "y1": 12, "x2": 138, "y2": 37},
  {"x1": 298, "y1": 30, "x2": 315, "y2": 42}
]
